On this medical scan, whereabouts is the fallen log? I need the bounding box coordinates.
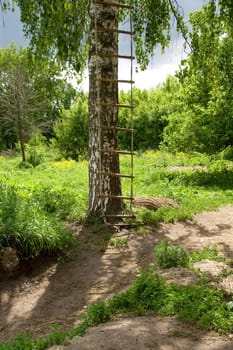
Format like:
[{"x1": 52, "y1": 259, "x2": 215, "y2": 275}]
[{"x1": 132, "y1": 197, "x2": 179, "y2": 210}]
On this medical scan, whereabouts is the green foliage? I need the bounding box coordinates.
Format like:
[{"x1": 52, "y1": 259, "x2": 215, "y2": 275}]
[
  {"x1": 172, "y1": 283, "x2": 233, "y2": 332},
  {"x1": 26, "y1": 132, "x2": 47, "y2": 166},
  {"x1": 0, "y1": 182, "x2": 18, "y2": 244},
  {"x1": 54, "y1": 95, "x2": 88, "y2": 160},
  {"x1": 189, "y1": 246, "x2": 219, "y2": 263},
  {"x1": 154, "y1": 239, "x2": 189, "y2": 269},
  {"x1": 15, "y1": 1, "x2": 186, "y2": 73},
  {"x1": 81, "y1": 300, "x2": 111, "y2": 328},
  {"x1": 0, "y1": 42, "x2": 77, "y2": 154},
  {"x1": 217, "y1": 146, "x2": 233, "y2": 161},
  {"x1": 163, "y1": 1, "x2": 233, "y2": 154},
  {"x1": 17, "y1": 0, "x2": 89, "y2": 72},
  {"x1": 154, "y1": 239, "x2": 220, "y2": 269},
  {"x1": 109, "y1": 237, "x2": 128, "y2": 247},
  {"x1": 119, "y1": 81, "x2": 180, "y2": 151},
  {"x1": 122, "y1": 151, "x2": 233, "y2": 225},
  {"x1": 0, "y1": 181, "x2": 75, "y2": 259},
  {"x1": 131, "y1": 0, "x2": 171, "y2": 70},
  {"x1": 31, "y1": 185, "x2": 77, "y2": 220}
]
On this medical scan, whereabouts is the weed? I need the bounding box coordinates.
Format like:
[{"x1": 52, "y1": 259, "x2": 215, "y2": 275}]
[
  {"x1": 103, "y1": 233, "x2": 112, "y2": 241},
  {"x1": 109, "y1": 237, "x2": 128, "y2": 247},
  {"x1": 90, "y1": 222, "x2": 105, "y2": 233},
  {"x1": 169, "y1": 328, "x2": 191, "y2": 337},
  {"x1": 226, "y1": 259, "x2": 233, "y2": 268},
  {"x1": 154, "y1": 239, "x2": 189, "y2": 269},
  {"x1": 189, "y1": 245, "x2": 219, "y2": 263}
]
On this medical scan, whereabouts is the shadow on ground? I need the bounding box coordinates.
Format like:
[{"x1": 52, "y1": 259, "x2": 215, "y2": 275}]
[{"x1": 1, "y1": 205, "x2": 233, "y2": 348}]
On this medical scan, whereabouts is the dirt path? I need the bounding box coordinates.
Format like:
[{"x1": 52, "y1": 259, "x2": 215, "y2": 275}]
[{"x1": 1, "y1": 205, "x2": 233, "y2": 348}]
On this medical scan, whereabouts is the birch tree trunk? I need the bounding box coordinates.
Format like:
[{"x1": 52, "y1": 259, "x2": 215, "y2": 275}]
[{"x1": 88, "y1": 0, "x2": 124, "y2": 221}]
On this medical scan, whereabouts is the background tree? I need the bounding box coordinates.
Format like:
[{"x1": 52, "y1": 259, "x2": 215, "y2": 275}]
[
  {"x1": 119, "y1": 78, "x2": 180, "y2": 151},
  {"x1": 163, "y1": 0, "x2": 233, "y2": 153},
  {"x1": 0, "y1": 64, "x2": 48, "y2": 161},
  {"x1": 0, "y1": 42, "x2": 77, "y2": 152}
]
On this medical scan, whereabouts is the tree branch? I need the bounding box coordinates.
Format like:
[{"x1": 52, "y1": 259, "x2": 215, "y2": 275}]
[{"x1": 168, "y1": 0, "x2": 192, "y2": 53}]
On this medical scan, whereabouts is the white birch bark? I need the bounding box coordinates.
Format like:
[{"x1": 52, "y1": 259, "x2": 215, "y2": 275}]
[{"x1": 88, "y1": 0, "x2": 124, "y2": 220}]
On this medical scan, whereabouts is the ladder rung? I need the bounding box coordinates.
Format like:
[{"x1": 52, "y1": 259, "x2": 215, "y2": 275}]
[
  {"x1": 96, "y1": 28, "x2": 134, "y2": 35},
  {"x1": 110, "y1": 222, "x2": 142, "y2": 227},
  {"x1": 98, "y1": 125, "x2": 134, "y2": 132},
  {"x1": 100, "y1": 78, "x2": 135, "y2": 84},
  {"x1": 105, "y1": 214, "x2": 136, "y2": 218},
  {"x1": 94, "y1": 1, "x2": 134, "y2": 9},
  {"x1": 97, "y1": 103, "x2": 135, "y2": 109},
  {"x1": 101, "y1": 172, "x2": 134, "y2": 179},
  {"x1": 98, "y1": 195, "x2": 134, "y2": 200},
  {"x1": 99, "y1": 54, "x2": 135, "y2": 60},
  {"x1": 100, "y1": 149, "x2": 135, "y2": 155}
]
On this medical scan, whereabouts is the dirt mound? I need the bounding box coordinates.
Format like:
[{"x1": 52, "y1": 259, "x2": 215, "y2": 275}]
[{"x1": 60, "y1": 317, "x2": 233, "y2": 350}]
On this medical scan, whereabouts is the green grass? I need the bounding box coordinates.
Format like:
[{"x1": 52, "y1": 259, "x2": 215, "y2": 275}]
[
  {"x1": 121, "y1": 151, "x2": 233, "y2": 225},
  {"x1": 154, "y1": 239, "x2": 189, "y2": 268},
  {"x1": 0, "y1": 150, "x2": 233, "y2": 257},
  {"x1": 0, "y1": 157, "x2": 85, "y2": 258}
]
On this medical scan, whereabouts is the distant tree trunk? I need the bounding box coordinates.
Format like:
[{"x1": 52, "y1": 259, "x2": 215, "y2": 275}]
[
  {"x1": 88, "y1": 0, "x2": 123, "y2": 220},
  {"x1": 17, "y1": 109, "x2": 26, "y2": 162},
  {"x1": 19, "y1": 139, "x2": 26, "y2": 162}
]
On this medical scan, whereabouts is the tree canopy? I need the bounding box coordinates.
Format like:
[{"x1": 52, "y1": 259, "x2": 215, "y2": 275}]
[
  {"x1": 0, "y1": 0, "x2": 189, "y2": 72},
  {"x1": 0, "y1": 1, "x2": 233, "y2": 72},
  {"x1": 165, "y1": 0, "x2": 233, "y2": 153}
]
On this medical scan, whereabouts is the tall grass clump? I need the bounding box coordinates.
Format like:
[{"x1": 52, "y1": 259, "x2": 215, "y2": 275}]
[{"x1": 0, "y1": 182, "x2": 75, "y2": 259}]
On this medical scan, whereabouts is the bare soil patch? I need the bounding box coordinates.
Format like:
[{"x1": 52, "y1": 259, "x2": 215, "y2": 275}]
[{"x1": 1, "y1": 205, "x2": 233, "y2": 349}]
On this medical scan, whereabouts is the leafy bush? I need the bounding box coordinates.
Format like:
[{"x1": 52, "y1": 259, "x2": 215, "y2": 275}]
[
  {"x1": 119, "y1": 86, "x2": 170, "y2": 151},
  {"x1": 26, "y1": 145, "x2": 44, "y2": 166},
  {"x1": 0, "y1": 182, "x2": 18, "y2": 245},
  {"x1": 26, "y1": 131, "x2": 48, "y2": 166},
  {"x1": 54, "y1": 95, "x2": 88, "y2": 160},
  {"x1": 172, "y1": 283, "x2": 233, "y2": 332},
  {"x1": 154, "y1": 239, "x2": 189, "y2": 268}
]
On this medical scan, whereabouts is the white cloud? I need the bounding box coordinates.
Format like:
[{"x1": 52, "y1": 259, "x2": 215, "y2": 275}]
[
  {"x1": 75, "y1": 62, "x2": 180, "y2": 92},
  {"x1": 134, "y1": 63, "x2": 179, "y2": 90}
]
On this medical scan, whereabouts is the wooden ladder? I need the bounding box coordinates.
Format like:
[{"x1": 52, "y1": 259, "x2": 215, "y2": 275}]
[{"x1": 94, "y1": 0, "x2": 135, "y2": 224}]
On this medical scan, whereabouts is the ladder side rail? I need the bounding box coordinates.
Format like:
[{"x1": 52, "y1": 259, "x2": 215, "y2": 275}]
[
  {"x1": 130, "y1": 2, "x2": 134, "y2": 208},
  {"x1": 94, "y1": 3, "x2": 105, "y2": 221}
]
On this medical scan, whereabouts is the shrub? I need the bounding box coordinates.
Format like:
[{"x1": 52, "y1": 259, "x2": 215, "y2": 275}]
[
  {"x1": 154, "y1": 239, "x2": 189, "y2": 268},
  {"x1": 26, "y1": 131, "x2": 48, "y2": 166},
  {"x1": 54, "y1": 95, "x2": 88, "y2": 160}
]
